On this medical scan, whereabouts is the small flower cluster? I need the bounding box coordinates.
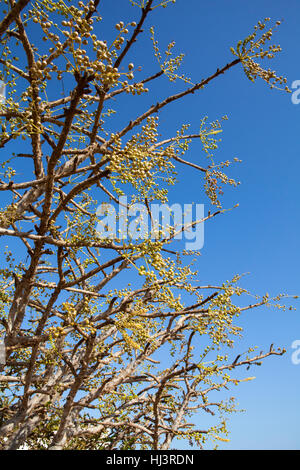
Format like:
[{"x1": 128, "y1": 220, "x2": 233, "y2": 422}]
[{"x1": 231, "y1": 18, "x2": 290, "y2": 91}]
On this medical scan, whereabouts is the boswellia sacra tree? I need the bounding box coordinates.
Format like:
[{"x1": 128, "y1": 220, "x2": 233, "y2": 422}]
[{"x1": 0, "y1": 0, "x2": 295, "y2": 450}]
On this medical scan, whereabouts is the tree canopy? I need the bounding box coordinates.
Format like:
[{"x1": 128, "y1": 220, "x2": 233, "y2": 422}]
[{"x1": 0, "y1": 0, "x2": 294, "y2": 450}]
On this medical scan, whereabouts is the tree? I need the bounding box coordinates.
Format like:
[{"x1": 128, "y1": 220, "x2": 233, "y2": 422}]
[{"x1": 0, "y1": 0, "x2": 294, "y2": 450}]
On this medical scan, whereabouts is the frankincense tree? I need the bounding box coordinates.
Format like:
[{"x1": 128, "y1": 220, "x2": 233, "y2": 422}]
[{"x1": 0, "y1": 0, "x2": 294, "y2": 450}]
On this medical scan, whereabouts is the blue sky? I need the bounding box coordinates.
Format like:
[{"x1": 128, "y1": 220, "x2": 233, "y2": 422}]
[
  {"x1": 1, "y1": 0, "x2": 300, "y2": 450},
  {"x1": 96, "y1": 0, "x2": 300, "y2": 449}
]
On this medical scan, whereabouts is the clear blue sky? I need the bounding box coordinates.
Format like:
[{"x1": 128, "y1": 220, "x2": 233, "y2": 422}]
[
  {"x1": 2, "y1": 0, "x2": 300, "y2": 450},
  {"x1": 96, "y1": 0, "x2": 300, "y2": 450}
]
